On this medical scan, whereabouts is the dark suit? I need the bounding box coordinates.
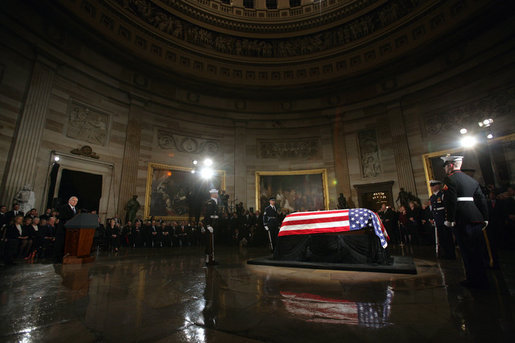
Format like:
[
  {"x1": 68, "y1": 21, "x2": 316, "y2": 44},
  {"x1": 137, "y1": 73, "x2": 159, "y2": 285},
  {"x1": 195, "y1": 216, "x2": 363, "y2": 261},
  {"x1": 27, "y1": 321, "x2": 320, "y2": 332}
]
[
  {"x1": 0, "y1": 212, "x2": 8, "y2": 228},
  {"x1": 443, "y1": 170, "x2": 488, "y2": 286},
  {"x1": 5, "y1": 210, "x2": 24, "y2": 225},
  {"x1": 4, "y1": 224, "x2": 21, "y2": 264},
  {"x1": 55, "y1": 204, "x2": 77, "y2": 262}
]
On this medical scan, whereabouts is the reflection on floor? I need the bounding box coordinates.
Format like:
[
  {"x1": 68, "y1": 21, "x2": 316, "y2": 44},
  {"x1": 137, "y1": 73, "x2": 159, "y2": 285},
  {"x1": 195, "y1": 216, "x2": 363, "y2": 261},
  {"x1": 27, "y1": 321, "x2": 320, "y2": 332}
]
[{"x1": 1, "y1": 245, "x2": 514, "y2": 342}]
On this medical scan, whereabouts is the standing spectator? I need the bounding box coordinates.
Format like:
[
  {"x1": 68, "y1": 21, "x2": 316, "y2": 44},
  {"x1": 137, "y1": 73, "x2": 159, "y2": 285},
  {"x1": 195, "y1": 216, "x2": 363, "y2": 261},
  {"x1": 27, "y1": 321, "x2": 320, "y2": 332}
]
[
  {"x1": 4, "y1": 215, "x2": 24, "y2": 265},
  {"x1": 133, "y1": 221, "x2": 144, "y2": 247},
  {"x1": 0, "y1": 205, "x2": 8, "y2": 228},
  {"x1": 123, "y1": 221, "x2": 133, "y2": 247},
  {"x1": 149, "y1": 220, "x2": 160, "y2": 248},
  {"x1": 28, "y1": 217, "x2": 42, "y2": 259},
  {"x1": 378, "y1": 204, "x2": 398, "y2": 244},
  {"x1": 406, "y1": 201, "x2": 421, "y2": 245},
  {"x1": 420, "y1": 201, "x2": 434, "y2": 245},
  {"x1": 40, "y1": 217, "x2": 56, "y2": 258},
  {"x1": 106, "y1": 219, "x2": 120, "y2": 252},
  {"x1": 6, "y1": 203, "x2": 24, "y2": 225},
  {"x1": 19, "y1": 217, "x2": 33, "y2": 258},
  {"x1": 161, "y1": 221, "x2": 172, "y2": 247},
  {"x1": 398, "y1": 206, "x2": 409, "y2": 245}
]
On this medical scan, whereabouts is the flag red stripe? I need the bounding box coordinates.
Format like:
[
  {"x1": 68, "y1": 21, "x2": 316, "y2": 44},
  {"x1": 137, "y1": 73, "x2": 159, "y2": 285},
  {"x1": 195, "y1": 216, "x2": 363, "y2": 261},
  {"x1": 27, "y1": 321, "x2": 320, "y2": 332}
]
[
  {"x1": 278, "y1": 227, "x2": 350, "y2": 236},
  {"x1": 281, "y1": 215, "x2": 349, "y2": 226},
  {"x1": 285, "y1": 210, "x2": 349, "y2": 218},
  {"x1": 280, "y1": 291, "x2": 354, "y2": 303}
]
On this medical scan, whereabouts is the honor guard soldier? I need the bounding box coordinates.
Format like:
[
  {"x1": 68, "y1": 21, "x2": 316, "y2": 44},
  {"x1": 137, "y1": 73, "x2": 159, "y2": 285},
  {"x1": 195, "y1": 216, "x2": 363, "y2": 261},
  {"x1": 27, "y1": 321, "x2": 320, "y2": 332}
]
[
  {"x1": 204, "y1": 189, "x2": 219, "y2": 265},
  {"x1": 263, "y1": 197, "x2": 279, "y2": 250},
  {"x1": 429, "y1": 180, "x2": 456, "y2": 259},
  {"x1": 441, "y1": 155, "x2": 489, "y2": 289}
]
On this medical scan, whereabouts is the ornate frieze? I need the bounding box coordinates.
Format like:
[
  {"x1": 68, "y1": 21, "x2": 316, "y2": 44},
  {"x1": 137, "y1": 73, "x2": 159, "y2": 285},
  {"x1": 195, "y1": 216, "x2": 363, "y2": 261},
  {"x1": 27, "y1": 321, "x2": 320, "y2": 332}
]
[
  {"x1": 54, "y1": 0, "x2": 487, "y2": 87},
  {"x1": 157, "y1": 0, "x2": 380, "y2": 31},
  {"x1": 423, "y1": 86, "x2": 515, "y2": 136},
  {"x1": 157, "y1": 129, "x2": 221, "y2": 154},
  {"x1": 121, "y1": 0, "x2": 422, "y2": 58},
  {"x1": 257, "y1": 138, "x2": 320, "y2": 159},
  {"x1": 66, "y1": 100, "x2": 109, "y2": 146},
  {"x1": 358, "y1": 129, "x2": 382, "y2": 178}
]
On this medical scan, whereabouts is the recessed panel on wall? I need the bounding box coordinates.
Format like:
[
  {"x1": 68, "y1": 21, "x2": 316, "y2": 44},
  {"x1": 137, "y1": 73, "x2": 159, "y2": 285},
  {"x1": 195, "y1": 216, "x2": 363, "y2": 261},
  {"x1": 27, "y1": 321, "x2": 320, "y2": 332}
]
[
  {"x1": 357, "y1": 129, "x2": 382, "y2": 178},
  {"x1": 66, "y1": 99, "x2": 110, "y2": 146}
]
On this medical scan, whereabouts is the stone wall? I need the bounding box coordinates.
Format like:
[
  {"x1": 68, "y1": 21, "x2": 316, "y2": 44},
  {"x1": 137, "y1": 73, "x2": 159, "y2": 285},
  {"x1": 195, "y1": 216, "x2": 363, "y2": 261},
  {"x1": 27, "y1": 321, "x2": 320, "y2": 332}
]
[{"x1": 0, "y1": 0, "x2": 514, "y2": 219}]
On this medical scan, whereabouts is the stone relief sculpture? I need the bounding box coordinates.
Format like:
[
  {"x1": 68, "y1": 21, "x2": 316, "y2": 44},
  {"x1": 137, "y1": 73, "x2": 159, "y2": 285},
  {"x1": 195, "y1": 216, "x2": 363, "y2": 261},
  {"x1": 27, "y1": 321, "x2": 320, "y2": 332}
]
[
  {"x1": 67, "y1": 101, "x2": 109, "y2": 146},
  {"x1": 358, "y1": 129, "x2": 382, "y2": 178},
  {"x1": 14, "y1": 184, "x2": 35, "y2": 214},
  {"x1": 123, "y1": 0, "x2": 421, "y2": 58},
  {"x1": 71, "y1": 145, "x2": 100, "y2": 159},
  {"x1": 257, "y1": 138, "x2": 320, "y2": 159},
  {"x1": 157, "y1": 129, "x2": 221, "y2": 154}
]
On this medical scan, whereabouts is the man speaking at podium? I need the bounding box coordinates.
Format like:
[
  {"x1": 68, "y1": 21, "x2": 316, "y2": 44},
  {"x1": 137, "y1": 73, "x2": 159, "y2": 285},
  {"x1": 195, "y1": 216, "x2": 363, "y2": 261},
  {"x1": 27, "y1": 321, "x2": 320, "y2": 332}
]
[{"x1": 54, "y1": 196, "x2": 78, "y2": 264}]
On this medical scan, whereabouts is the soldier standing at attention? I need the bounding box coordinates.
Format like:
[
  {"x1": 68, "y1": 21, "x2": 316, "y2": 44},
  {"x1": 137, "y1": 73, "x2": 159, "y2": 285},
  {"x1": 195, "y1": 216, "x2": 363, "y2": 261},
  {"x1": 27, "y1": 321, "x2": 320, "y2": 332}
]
[
  {"x1": 204, "y1": 189, "x2": 219, "y2": 265},
  {"x1": 263, "y1": 197, "x2": 279, "y2": 250},
  {"x1": 441, "y1": 155, "x2": 489, "y2": 289},
  {"x1": 430, "y1": 180, "x2": 456, "y2": 260}
]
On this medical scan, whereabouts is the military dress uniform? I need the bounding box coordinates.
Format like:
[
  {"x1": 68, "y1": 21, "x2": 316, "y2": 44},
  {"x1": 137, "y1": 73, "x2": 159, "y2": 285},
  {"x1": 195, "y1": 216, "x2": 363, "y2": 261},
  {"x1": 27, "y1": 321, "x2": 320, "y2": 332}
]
[
  {"x1": 204, "y1": 190, "x2": 219, "y2": 265},
  {"x1": 430, "y1": 185, "x2": 456, "y2": 259},
  {"x1": 263, "y1": 201, "x2": 279, "y2": 249},
  {"x1": 442, "y1": 156, "x2": 489, "y2": 288}
]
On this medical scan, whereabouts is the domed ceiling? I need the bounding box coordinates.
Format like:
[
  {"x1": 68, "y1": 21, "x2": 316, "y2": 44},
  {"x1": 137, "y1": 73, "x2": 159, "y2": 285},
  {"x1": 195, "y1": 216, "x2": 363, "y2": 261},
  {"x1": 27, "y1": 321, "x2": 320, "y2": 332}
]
[{"x1": 49, "y1": 1, "x2": 492, "y2": 85}]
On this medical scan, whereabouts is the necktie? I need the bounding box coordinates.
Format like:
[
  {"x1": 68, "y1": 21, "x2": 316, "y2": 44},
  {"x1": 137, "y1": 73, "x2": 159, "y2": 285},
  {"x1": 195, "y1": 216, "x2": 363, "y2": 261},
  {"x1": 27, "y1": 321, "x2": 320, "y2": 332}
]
[{"x1": 72, "y1": 207, "x2": 76, "y2": 214}]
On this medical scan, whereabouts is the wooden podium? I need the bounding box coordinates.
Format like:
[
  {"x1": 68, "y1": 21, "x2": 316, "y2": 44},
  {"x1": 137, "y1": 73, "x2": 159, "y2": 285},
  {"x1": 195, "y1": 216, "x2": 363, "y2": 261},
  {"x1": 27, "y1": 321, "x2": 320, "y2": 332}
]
[{"x1": 64, "y1": 213, "x2": 98, "y2": 264}]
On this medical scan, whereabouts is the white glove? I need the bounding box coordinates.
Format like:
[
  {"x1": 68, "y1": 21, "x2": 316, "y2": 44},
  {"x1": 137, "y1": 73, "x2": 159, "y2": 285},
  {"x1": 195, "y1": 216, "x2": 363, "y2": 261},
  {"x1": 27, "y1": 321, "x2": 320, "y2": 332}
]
[
  {"x1": 444, "y1": 221, "x2": 455, "y2": 228},
  {"x1": 482, "y1": 221, "x2": 489, "y2": 230},
  {"x1": 264, "y1": 226, "x2": 269, "y2": 231},
  {"x1": 207, "y1": 225, "x2": 214, "y2": 233}
]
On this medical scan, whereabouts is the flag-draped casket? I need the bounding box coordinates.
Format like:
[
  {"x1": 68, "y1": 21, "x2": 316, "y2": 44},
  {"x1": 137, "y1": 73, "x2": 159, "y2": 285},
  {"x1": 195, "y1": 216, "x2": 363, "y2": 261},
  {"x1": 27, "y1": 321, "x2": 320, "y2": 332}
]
[{"x1": 274, "y1": 208, "x2": 391, "y2": 264}]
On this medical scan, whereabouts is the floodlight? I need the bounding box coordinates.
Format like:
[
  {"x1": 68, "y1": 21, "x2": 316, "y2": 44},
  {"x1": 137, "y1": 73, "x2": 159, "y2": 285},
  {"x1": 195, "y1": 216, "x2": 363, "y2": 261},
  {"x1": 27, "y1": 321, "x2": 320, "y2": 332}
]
[{"x1": 460, "y1": 135, "x2": 477, "y2": 148}]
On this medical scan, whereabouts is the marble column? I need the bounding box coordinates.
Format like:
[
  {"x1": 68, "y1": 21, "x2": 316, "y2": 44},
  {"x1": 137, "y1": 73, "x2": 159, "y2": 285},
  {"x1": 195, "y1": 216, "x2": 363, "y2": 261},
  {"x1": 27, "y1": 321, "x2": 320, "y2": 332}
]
[
  {"x1": 388, "y1": 102, "x2": 417, "y2": 195},
  {"x1": 331, "y1": 113, "x2": 352, "y2": 203},
  {"x1": 1, "y1": 56, "x2": 55, "y2": 207},
  {"x1": 233, "y1": 120, "x2": 247, "y2": 207},
  {"x1": 117, "y1": 95, "x2": 144, "y2": 218}
]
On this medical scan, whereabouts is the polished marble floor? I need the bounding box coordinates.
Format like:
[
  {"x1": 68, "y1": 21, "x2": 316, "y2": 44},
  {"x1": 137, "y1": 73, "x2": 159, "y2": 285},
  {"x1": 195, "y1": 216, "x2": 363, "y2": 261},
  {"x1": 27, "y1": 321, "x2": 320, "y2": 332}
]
[{"x1": 1, "y1": 245, "x2": 514, "y2": 343}]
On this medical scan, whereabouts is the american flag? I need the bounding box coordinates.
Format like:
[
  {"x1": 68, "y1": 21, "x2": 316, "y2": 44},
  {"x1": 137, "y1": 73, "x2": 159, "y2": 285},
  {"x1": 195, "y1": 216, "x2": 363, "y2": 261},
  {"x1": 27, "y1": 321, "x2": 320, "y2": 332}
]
[{"x1": 279, "y1": 208, "x2": 389, "y2": 248}]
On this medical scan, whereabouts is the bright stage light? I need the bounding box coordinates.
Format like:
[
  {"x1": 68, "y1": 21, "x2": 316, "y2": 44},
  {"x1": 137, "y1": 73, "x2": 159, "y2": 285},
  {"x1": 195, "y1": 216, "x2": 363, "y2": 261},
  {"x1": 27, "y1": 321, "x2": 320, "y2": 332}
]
[
  {"x1": 192, "y1": 160, "x2": 198, "y2": 165},
  {"x1": 203, "y1": 158, "x2": 213, "y2": 167},
  {"x1": 191, "y1": 170, "x2": 196, "y2": 174},
  {"x1": 54, "y1": 156, "x2": 60, "y2": 162},
  {"x1": 459, "y1": 128, "x2": 467, "y2": 135},
  {"x1": 487, "y1": 133, "x2": 493, "y2": 139},
  {"x1": 200, "y1": 168, "x2": 214, "y2": 180},
  {"x1": 460, "y1": 135, "x2": 477, "y2": 148}
]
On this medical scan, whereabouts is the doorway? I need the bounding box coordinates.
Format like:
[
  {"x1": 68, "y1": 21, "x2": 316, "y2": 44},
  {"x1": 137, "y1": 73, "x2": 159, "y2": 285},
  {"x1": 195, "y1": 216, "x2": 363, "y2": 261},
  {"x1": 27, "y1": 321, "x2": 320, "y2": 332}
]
[
  {"x1": 353, "y1": 181, "x2": 395, "y2": 211},
  {"x1": 57, "y1": 169, "x2": 102, "y2": 212}
]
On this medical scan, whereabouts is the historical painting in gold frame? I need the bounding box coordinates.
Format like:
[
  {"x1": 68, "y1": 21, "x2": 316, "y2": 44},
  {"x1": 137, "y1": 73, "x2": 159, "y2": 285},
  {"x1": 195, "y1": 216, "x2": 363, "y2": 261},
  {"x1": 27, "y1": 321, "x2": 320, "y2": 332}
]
[
  {"x1": 144, "y1": 163, "x2": 225, "y2": 220},
  {"x1": 255, "y1": 169, "x2": 329, "y2": 213}
]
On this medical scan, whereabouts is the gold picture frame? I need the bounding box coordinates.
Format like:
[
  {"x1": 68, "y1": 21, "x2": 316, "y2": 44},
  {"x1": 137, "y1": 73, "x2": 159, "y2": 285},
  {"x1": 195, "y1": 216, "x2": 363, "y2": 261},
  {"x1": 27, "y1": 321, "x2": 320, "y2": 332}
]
[
  {"x1": 144, "y1": 162, "x2": 226, "y2": 220},
  {"x1": 422, "y1": 147, "x2": 462, "y2": 197},
  {"x1": 255, "y1": 169, "x2": 329, "y2": 212}
]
